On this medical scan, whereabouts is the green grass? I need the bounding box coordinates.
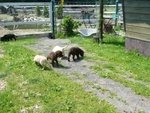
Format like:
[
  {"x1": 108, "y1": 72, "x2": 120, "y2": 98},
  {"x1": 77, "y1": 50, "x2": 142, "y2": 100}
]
[
  {"x1": 0, "y1": 37, "x2": 116, "y2": 113},
  {"x1": 70, "y1": 34, "x2": 150, "y2": 97}
]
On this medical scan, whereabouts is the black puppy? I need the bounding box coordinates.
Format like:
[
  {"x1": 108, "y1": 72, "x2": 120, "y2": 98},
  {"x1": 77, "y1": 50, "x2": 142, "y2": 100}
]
[
  {"x1": 48, "y1": 33, "x2": 55, "y2": 39},
  {"x1": 0, "y1": 34, "x2": 16, "y2": 42},
  {"x1": 68, "y1": 47, "x2": 84, "y2": 62}
]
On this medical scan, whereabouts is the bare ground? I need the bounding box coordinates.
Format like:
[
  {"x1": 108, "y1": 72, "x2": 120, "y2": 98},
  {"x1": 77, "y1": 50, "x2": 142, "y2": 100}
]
[{"x1": 27, "y1": 37, "x2": 150, "y2": 113}]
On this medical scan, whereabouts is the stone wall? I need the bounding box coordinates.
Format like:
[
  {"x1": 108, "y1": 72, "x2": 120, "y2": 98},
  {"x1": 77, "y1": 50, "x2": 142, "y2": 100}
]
[{"x1": 125, "y1": 37, "x2": 150, "y2": 57}]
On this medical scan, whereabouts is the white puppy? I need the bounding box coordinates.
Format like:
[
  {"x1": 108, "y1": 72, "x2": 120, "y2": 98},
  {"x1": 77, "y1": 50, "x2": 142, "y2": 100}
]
[
  {"x1": 33, "y1": 55, "x2": 52, "y2": 69},
  {"x1": 52, "y1": 45, "x2": 67, "y2": 56}
]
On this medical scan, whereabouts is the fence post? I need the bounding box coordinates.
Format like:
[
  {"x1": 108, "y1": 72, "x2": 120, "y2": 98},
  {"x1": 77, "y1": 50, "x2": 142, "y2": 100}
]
[
  {"x1": 115, "y1": 0, "x2": 119, "y2": 26},
  {"x1": 99, "y1": 0, "x2": 104, "y2": 43},
  {"x1": 50, "y1": 0, "x2": 55, "y2": 38},
  {"x1": 122, "y1": 0, "x2": 126, "y2": 31}
]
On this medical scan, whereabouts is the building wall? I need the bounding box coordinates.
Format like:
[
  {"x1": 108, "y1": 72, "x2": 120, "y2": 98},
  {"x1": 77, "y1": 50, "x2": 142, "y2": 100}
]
[
  {"x1": 124, "y1": 0, "x2": 150, "y2": 56},
  {"x1": 125, "y1": 37, "x2": 150, "y2": 56}
]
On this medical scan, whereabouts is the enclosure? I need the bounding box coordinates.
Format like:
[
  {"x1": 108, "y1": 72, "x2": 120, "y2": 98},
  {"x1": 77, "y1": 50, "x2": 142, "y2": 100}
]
[
  {"x1": 0, "y1": 1, "x2": 150, "y2": 113},
  {"x1": 0, "y1": 2, "x2": 52, "y2": 37},
  {"x1": 0, "y1": 1, "x2": 123, "y2": 38}
]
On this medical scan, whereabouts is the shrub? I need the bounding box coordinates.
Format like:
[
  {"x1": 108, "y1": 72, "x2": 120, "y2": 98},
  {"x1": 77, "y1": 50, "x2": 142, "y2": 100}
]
[
  {"x1": 35, "y1": 6, "x2": 41, "y2": 17},
  {"x1": 61, "y1": 16, "x2": 81, "y2": 36},
  {"x1": 57, "y1": 5, "x2": 63, "y2": 19},
  {"x1": 43, "y1": 6, "x2": 49, "y2": 18}
]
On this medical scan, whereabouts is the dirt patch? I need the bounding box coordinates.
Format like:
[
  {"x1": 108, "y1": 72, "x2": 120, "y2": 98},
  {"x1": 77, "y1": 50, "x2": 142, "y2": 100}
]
[
  {"x1": 0, "y1": 80, "x2": 6, "y2": 90},
  {"x1": 27, "y1": 37, "x2": 150, "y2": 113}
]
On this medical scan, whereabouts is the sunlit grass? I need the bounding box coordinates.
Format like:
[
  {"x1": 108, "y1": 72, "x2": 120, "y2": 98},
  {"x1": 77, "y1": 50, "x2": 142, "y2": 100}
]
[
  {"x1": 70, "y1": 34, "x2": 150, "y2": 97},
  {"x1": 0, "y1": 37, "x2": 116, "y2": 113}
]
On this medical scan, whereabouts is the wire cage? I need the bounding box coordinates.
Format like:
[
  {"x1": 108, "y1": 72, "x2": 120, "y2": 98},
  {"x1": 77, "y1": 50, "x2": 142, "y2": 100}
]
[
  {"x1": 0, "y1": 2, "x2": 52, "y2": 37},
  {"x1": 55, "y1": 0, "x2": 99, "y2": 37},
  {"x1": 56, "y1": 0, "x2": 123, "y2": 37}
]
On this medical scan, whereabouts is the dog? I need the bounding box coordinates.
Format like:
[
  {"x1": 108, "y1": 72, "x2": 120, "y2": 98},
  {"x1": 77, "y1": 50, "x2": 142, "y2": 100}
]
[
  {"x1": 0, "y1": 34, "x2": 16, "y2": 42},
  {"x1": 47, "y1": 50, "x2": 63, "y2": 67},
  {"x1": 68, "y1": 47, "x2": 84, "y2": 62}
]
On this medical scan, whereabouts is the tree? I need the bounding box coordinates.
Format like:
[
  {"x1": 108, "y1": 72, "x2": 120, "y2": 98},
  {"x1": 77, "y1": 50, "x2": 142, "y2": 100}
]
[
  {"x1": 61, "y1": 16, "x2": 81, "y2": 36},
  {"x1": 43, "y1": 6, "x2": 49, "y2": 18},
  {"x1": 35, "y1": 5, "x2": 41, "y2": 17},
  {"x1": 57, "y1": 5, "x2": 63, "y2": 19}
]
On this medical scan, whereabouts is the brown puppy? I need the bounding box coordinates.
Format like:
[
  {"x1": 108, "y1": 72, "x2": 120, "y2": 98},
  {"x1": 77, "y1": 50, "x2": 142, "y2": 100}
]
[
  {"x1": 47, "y1": 50, "x2": 63, "y2": 67},
  {"x1": 68, "y1": 47, "x2": 84, "y2": 62}
]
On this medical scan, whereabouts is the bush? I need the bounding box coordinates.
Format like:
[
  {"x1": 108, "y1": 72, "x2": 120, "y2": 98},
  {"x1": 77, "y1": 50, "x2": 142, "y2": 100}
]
[
  {"x1": 43, "y1": 6, "x2": 49, "y2": 18},
  {"x1": 61, "y1": 16, "x2": 81, "y2": 36},
  {"x1": 56, "y1": 32, "x2": 65, "y2": 39},
  {"x1": 57, "y1": 5, "x2": 63, "y2": 19},
  {"x1": 35, "y1": 6, "x2": 41, "y2": 17}
]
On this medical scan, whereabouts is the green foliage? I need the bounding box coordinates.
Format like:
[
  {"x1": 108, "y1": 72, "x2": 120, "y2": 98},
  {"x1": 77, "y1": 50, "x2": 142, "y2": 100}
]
[
  {"x1": 35, "y1": 5, "x2": 41, "y2": 17},
  {"x1": 114, "y1": 24, "x2": 122, "y2": 31},
  {"x1": 43, "y1": 6, "x2": 49, "y2": 18},
  {"x1": 56, "y1": 32, "x2": 65, "y2": 39},
  {"x1": 57, "y1": 5, "x2": 63, "y2": 19},
  {"x1": 61, "y1": 16, "x2": 81, "y2": 36},
  {"x1": 73, "y1": 21, "x2": 82, "y2": 30}
]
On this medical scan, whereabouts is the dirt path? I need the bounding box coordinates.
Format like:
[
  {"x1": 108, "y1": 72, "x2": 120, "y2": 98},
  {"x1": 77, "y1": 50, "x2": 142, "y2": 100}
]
[{"x1": 28, "y1": 37, "x2": 150, "y2": 113}]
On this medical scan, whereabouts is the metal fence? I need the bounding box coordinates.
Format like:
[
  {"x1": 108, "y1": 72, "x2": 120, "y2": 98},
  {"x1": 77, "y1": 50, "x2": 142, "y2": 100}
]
[
  {"x1": 0, "y1": 2, "x2": 52, "y2": 36},
  {"x1": 56, "y1": 4, "x2": 123, "y2": 28},
  {"x1": 0, "y1": 2, "x2": 123, "y2": 36}
]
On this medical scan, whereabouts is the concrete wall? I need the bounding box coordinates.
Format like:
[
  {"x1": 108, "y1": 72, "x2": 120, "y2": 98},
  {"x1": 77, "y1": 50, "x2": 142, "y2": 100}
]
[{"x1": 125, "y1": 37, "x2": 150, "y2": 57}]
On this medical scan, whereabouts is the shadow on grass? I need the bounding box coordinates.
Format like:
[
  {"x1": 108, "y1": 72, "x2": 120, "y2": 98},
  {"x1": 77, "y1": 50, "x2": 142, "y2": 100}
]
[{"x1": 102, "y1": 40, "x2": 125, "y2": 47}]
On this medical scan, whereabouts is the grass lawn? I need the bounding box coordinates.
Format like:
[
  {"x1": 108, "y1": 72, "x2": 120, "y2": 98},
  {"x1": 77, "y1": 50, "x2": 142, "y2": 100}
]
[
  {"x1": 0, "y1": 37, "x2": 116, "y2": 113},
  {"x1": 70, "y1": 34, "x2": 150, "y2": 97}
]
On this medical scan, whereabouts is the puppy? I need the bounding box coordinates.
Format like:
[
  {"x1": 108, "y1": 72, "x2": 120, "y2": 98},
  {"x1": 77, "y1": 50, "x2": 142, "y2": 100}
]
[
  {"x1": 52, "y1": 45, "x2": 67, "y2": 57},
  {"x1": 1, "y1": 34, "x2": 16, "y2": 42},
  {"x1": 33, "y1": 55, "x2": 52, "y2": 70},
  {"x1": 68, "y1": 47, "x2": 84, "y2": 62},
  {"x1": 47, "y1": 50, "x2": 63, "y2": 67}
]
